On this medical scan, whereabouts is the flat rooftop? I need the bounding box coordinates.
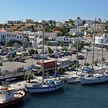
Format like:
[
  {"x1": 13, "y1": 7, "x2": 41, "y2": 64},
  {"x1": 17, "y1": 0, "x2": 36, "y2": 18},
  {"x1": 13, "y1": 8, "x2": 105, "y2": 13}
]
[{"x1": 37, "y1": 59, "x2": 56, "y2": 63}]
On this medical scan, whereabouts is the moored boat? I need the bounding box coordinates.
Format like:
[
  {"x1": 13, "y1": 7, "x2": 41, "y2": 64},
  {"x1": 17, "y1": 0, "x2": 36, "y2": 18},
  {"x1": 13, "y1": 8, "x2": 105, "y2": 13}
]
[
  {"x1": 26, "y1": 25, "x2": 64, "y2": 93},
  {"x1": 0, "y1": 86, "x2": 25, "y2": 108}
]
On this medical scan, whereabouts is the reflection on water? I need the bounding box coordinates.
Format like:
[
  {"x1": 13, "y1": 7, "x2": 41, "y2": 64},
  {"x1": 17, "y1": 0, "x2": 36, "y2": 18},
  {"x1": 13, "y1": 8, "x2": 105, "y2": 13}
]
[{"x1": 16, "y1": 83, "x2": 108, "y2": 108}]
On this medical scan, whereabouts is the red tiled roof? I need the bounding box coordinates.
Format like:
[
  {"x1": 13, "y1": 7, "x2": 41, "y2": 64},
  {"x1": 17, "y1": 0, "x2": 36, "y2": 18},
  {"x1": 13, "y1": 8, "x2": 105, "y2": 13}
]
[
  {"x1": 0, "y1": 30, "x2": 6, "y2": 33},
  {"x1": 95, "y1": 33, "x2": 102, "y2": 37},
  {"x1": 47, "y1": 35, "x2": 54, "y2": 37},
  {"x1": 13, "y1": 31, "x2": 24, "y2": 34},
  {"x1": 52, "y1": 30, "x2": 62, "y2": 33}
]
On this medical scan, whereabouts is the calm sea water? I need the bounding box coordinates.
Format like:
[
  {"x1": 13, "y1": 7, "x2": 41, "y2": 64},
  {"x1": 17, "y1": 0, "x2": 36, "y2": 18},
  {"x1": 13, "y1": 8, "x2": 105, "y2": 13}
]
[{"x1": 15, "y1": 83, "x2": 108, "y2": 108}]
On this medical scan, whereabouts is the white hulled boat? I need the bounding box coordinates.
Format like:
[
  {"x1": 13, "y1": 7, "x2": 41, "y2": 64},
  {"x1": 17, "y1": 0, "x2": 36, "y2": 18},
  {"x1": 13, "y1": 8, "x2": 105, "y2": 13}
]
[
  {"x1": 67, "y1": 74, "x2": 80, "y2": 83},
  {"x1": 81, "y1": 73, "x2": 108, "y2": 85}
]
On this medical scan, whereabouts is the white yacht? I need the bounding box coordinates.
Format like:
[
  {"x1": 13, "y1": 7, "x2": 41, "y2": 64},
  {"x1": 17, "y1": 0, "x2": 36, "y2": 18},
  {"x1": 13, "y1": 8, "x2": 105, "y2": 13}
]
[
  {"x1": 67, "y1": 74, "x2": 80, "y2": 83},
  {"x1": 81, "y1": 73, "x2": 108, "y2": 85}
]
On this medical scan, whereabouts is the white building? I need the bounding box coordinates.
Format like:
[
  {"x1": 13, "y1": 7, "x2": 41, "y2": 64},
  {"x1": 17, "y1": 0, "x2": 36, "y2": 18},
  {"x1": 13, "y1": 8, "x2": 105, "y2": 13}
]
[
  {"x1": 74, "y1": 19, "x2": 84, "y2": 26},
  {"x1": 51, "y1": 36, "x2": 81, "y2": 44},
  {"x1": 26, "y1": 31, "x2": 43, "y2": 48},
  {"x1": 0, "y1": 29, "x2": 25, "y2": 43},
  {"x1": 69, "y1": 28, "x2": 84, "y2": 36},
  {"x1": 56, "y1": 22, "x2": 67, "y2": 27},
  {"x1": 95, "y1": 34, "x2": 108, "y2": 45}
]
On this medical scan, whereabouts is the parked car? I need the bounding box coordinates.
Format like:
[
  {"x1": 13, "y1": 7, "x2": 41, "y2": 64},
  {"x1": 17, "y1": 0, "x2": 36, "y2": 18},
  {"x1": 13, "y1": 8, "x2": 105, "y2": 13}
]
[
  {"x1": 14, "y1": 57, "x2": 25, "y2": 62},
  {"x1": 70, "y1": 60, "x2": 79, "y2": 66},
  {"x1": 0, "y1": 62, "x2": 3, "y2": 66},
  {"x1": 63, "y1": 52, "x2": 69, "y2": 56},
  {"x1": 49, "y1": 53, "x2": 61, "y2": 58},
  {"x1": 86, "y1": 48, "x2": 91, "y2": 51},
  {"x1": 36, "y1": 54, "x2": 47, "y2": 59},
  {"x1": 76, "y1": 55, "x2": 84, "y2": 60},
  {"x1": 0, "y1": 51, "x2": 4, "y2": 56},
  {"x1": 72, "y1": 49, "x2": 77, "y2": 54}
]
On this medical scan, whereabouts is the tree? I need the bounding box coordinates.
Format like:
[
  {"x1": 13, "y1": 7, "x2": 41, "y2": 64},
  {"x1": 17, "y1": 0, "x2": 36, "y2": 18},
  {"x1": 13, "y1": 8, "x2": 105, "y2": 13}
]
[
  {"x1": 84, "y1": 62, "x2": 90, "y2": 67},
  {"x1": 77, "y1": 16, "x2": 81, "y2": 20},
  {"x1": 59, "y1": 67, "x2": 66, "y2": 75},
  {"x1": 28, "y1": 73, "x2": 34, "y2": 82},
  {"x1": 14, "y1": 42, "x2": 19, "y2": 48},
  {"x1": 60, "y1": 42, "x2": 66, "y2": 47},
  {"x1": 71, "y1": 64, "x2": 77, "y2": 70},
  {"x1": 94, "y1": 61, "x2": 98, "y2": 66},
  {"x1": 62, "y1": 47, "x2": 68, "y2": 52},
  {"x1": 24, "y1": 73, "x2": 34, "y2": 82},
  {"x1": 101, "y1": 57, "x2": 105, "y2": 63},
  {"x1": 24, "y1": 73, "x2": 28, "y2": 82},
  {"x1": 28, "y1": 49, "x2": 35, "y2": 56},
  {"x1": 5, "y1": 40, "x2": 10, "y2": 47},
  {"x1": 35, "y1": 50, "x2": 38, "y2": 55},
  {"x1": 48, "y1": 47, "x2": 53, "y2": 54},
  {"x1": 74, "y1": 43, "x2": 84, "y2": 52}
]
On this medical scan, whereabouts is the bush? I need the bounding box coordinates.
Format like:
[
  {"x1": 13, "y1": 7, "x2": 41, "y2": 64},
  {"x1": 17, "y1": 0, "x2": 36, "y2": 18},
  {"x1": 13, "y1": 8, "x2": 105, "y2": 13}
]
[
  {"x1": 23, "y1": 53, "x2": 28, "y2": 56},
  {"x1": 71, "y1": 64, "x2": 77, "y2": 70},
  {"x1": 28, "y1": 49, "x2": 35, "y2": 56},
  {"x1": 94, "y1": 61, "x2": 98, "y2": 66},
  {"x1": 24, "y1": 73, "x2": 34, "y2": 82},
  {"x1": 59, "y1": 67, "x2": 66, "y2": 75},
  {"x1": 84, "y1": 63, "x2": 90, "y2": 67},
  {"x1": 48, "y1": 47, "x2": 53, "y2": 54}
]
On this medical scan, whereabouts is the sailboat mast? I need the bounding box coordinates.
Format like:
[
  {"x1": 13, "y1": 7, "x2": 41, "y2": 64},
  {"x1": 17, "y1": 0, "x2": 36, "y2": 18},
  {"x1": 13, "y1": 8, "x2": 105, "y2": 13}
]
[
  {"x1": 92, "y1": 33, "x2": 95, "y2": 66},
  {"x1": 55, "y1": 39, "x2": 57, "y2": 77},
  {"x1": 101, "y1": 24, "x2": 104, "y2": 68},
  {"x1": 42, "y1": 25, "x2": 45, "y2": 84},
  {"x1": 76, "y1": 23, "x2": 79, "y2": 70},
  {"x1": 92, "y1": 19, "x2": 96, "y2": 68}
]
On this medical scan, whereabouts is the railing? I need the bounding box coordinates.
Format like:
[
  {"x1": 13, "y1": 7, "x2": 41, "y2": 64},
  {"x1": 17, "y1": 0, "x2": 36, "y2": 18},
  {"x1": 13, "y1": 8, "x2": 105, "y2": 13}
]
[{"x1": 0, "y1": 72, "x2": 26, "y2": 80}]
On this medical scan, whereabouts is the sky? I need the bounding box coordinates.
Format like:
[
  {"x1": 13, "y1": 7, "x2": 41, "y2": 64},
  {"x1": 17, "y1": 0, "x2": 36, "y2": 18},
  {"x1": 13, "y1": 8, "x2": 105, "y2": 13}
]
[{"x1": 0, "y1": 0, "x2": 108, "y2": 23}]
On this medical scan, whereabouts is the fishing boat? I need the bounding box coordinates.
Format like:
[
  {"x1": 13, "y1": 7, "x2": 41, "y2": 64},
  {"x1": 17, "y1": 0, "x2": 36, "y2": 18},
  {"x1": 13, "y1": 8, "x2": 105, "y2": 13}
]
[
  {"x1": 26, "y1": 25, "x2": 64, "y2": 93},
  {"x1": 0, "y1": 85, "x2": 25, "y2": 108}
]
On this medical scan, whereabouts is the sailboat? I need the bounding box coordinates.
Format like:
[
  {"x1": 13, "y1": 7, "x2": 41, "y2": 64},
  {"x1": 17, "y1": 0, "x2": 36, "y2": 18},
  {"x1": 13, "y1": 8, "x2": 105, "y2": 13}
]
[
  {"x1": 67, "y1": 25, "x2": 87, "y2": 83},
  {"x1": 26, "y1": 25, "x2": 64, "y2": 93},
  {"x1": 81, "y1": 21, "x2": 108, "y2": 85}
]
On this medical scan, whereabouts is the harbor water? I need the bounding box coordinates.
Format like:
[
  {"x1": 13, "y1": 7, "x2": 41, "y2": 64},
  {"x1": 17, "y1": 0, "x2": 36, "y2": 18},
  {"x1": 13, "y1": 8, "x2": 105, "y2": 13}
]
[{"x1": 15, "y1": 83, "x2": 108, "y2": 108}]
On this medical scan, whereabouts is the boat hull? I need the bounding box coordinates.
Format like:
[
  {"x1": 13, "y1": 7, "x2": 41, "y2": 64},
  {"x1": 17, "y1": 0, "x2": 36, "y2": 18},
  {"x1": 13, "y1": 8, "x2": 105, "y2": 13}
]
[
  {"x1": 67, "y1": 78, "x2": 80, "y2": 83},
  {"x1": 27, "y1": 82, "x2": 64, "y2": 93},
  {"x1": 81, "y1": 77, "x2": 108, "y2": 85},
  {"x1": 0, "y1": 98, "x2": 23, "y2": 108}
]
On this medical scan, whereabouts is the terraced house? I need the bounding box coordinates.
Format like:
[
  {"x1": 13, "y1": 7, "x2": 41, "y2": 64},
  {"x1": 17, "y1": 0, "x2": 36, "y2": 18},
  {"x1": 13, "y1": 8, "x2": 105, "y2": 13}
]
[{"x1": 0, "y1": 29, "x2": 25, "y2": 44}]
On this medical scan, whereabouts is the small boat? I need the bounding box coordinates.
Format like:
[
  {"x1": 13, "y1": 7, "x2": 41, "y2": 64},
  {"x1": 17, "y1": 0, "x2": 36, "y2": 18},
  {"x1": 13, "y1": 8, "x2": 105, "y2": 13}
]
[
  {"x1": 0, "y1": 85, "x2": 25, "y2": 108},
  {"x1": 67, "y1": 74, "x2": 80, "y2": 83}
]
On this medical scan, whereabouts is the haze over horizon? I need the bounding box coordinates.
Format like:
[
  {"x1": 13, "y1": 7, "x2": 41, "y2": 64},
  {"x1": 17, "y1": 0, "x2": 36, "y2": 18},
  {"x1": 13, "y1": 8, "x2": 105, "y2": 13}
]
[{"x1": 0, "y1": 0, "x2": 108, "y2": 23}]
